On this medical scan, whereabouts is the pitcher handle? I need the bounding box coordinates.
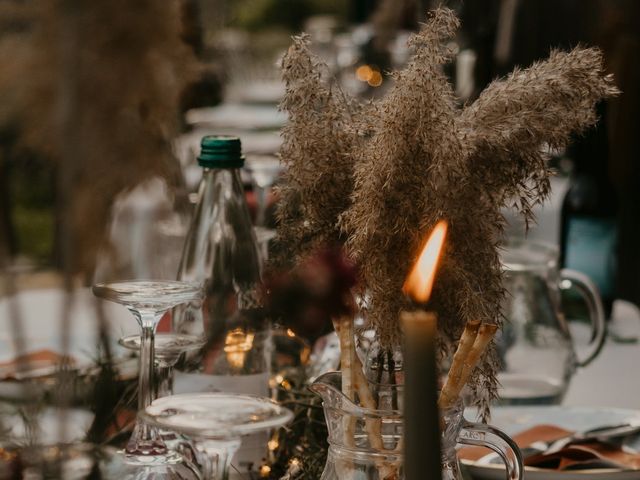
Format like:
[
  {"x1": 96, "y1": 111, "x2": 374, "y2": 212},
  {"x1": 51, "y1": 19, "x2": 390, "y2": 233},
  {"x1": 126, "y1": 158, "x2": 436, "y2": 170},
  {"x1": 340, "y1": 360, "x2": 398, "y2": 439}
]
[
  {"x1": 459, "y1": 420, "x2": 523, "y2": 480},
  {"x1": 559, "y1": 268, "x2": 607, "y2": 367}
]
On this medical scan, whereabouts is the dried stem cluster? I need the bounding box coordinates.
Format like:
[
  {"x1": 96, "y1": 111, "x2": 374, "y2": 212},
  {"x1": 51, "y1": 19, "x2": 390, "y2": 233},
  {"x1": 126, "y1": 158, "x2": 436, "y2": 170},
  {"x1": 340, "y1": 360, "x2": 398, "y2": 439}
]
[
  {"x1": 439, "y1": 320, "x2": 498, "y2": 411},
  {"x1": 276, "y1": 8, "x2": 619, "y2": 409}
]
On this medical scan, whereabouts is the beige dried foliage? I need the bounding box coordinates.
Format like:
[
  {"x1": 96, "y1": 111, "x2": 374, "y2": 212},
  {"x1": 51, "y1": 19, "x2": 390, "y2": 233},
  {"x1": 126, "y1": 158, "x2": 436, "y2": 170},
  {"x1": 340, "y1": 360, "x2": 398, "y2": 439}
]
[
  {"x1": 433, "y1": 46, "x2": 618, "y2": 416},
  {"x1": 0, "y1": 0, "x2": 198, "y2": 272},
  {"x1": 341, "y1": 8, "x2": 462, "y2": 346},
  {"x1": 275, "y1": 34, "x2": 359, "y2": 266},
  {"x1": 276, "y1": 7, "x2": 619, "y2": 410}
]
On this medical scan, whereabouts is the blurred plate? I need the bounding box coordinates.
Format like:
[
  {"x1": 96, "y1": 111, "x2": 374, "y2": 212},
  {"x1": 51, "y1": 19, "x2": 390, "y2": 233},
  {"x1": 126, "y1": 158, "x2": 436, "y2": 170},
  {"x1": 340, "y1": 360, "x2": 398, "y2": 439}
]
[
  {"x1": 462, "y1": 405, "x2": 640, "y2": 479},
  {"x1": 185, "y1": 103, "x2": 287, "y2": 130},
  {"x1": 0, "y1": 287, "x2": 135, "y2": 364},
  {"x1": 0, "y1": 403, "x2": 94, "y2": 445},
  {"x1": 0, "y1": 287, "x2": 137, "y2": 400},
  {"x1": 231, "y1": 80, "x2": 285, "y2": 105}
]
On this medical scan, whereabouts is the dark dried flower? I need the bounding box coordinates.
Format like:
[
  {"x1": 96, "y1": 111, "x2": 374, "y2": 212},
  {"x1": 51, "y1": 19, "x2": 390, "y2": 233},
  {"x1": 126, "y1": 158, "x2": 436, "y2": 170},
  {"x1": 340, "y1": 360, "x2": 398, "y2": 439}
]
[
  {"x1": 264, "y1": 247, "x2": 357, "y2": 343},
  {"x1": 341, "y1": 8, "x2": 462, "y2": 346}
]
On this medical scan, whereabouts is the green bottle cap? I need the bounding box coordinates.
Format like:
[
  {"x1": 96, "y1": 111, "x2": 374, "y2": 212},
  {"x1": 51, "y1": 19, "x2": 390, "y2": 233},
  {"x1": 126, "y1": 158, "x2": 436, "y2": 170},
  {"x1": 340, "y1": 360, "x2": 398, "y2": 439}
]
[{"x1": 197, "y1": 135, "x2": 244, "y2": 168}]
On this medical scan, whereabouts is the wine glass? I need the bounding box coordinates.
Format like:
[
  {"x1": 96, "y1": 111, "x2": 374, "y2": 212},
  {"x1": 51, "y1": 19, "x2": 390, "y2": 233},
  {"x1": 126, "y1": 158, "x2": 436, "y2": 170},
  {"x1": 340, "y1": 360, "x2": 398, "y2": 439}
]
[
  {"x1": 141, "y1": 393, "x2": 293, "y2": 480},
  {"x1": 244, "y1": 154, "x2": 282, "y2": 227},
  {"x1": 92, "y1": 280, "x2": 202, "y2": 475},
  {"x1": 119, "y1": 333, "x2": 205, "y2": 398}
]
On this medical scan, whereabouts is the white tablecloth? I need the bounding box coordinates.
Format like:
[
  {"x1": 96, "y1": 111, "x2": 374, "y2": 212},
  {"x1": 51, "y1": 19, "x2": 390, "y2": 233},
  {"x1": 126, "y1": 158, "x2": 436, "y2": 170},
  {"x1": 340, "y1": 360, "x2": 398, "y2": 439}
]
[
  {"x1": 2, "y1": 288, "x2": 639, "y2": 409},
  {"x1": 564, "y1": 300, "x2": 640, "y2": 409},
  {"x1": 0, "y1": 287, "x2": 135, "y2": 364}
]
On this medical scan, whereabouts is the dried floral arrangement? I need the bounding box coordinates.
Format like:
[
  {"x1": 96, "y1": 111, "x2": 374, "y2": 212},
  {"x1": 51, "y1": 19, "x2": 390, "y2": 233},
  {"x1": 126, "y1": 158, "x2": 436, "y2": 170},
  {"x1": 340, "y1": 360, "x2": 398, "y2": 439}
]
[
  {"x1": 275, "y1": 7, "x2": 619, "y2": 415},
  {"x1": 0, "y1": 0, "x2": 198, "y2": 273}
]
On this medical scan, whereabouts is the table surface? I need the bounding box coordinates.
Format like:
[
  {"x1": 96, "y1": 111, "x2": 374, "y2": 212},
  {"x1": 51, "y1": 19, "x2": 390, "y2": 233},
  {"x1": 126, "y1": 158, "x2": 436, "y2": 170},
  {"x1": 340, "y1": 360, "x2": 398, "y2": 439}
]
[
  {"x1": 1, "y1": 285, "x2": 639, "y2": 407},
  {"x1": 564, "y1": 299, "x2": 640, "y2": 409}
]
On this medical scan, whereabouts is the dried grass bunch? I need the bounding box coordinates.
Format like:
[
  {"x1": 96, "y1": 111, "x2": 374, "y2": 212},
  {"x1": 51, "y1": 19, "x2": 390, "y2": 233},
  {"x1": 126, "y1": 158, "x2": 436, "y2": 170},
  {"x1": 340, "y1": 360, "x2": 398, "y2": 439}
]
[
  {"x1": 0, "y1": 0, "x2": 198, "y2": 272},
  {"x1": 276, "y1": 7, "x2": 618, "y2": 409},
  {"x1": 342, "y1": 9, "x2": 462, "y2": 347},
  {"x1": 275, "y1": 34, "x2": 360, "y2": 265}
]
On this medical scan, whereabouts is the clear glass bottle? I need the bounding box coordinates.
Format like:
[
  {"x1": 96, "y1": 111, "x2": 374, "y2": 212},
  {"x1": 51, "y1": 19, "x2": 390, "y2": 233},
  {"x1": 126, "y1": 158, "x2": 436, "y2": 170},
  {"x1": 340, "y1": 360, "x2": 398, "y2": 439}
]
[{"x1": 173, "y1": 135, "x2": 269, "y2": 474}]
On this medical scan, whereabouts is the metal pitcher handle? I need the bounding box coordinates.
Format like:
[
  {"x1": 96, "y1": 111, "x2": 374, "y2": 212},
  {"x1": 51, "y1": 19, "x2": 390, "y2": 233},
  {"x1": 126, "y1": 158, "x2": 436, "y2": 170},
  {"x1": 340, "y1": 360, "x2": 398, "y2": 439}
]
[
  {"x1": 559, "y1": 268, "x2": 607, "y2": 367},
  {"x1": 459, "y1": 420, "x2": 524, "y2": 480}
]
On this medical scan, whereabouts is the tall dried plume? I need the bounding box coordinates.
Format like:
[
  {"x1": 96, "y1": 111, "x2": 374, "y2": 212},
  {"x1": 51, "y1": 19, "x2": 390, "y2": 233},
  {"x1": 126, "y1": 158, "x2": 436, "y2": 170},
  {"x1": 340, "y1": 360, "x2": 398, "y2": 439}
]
[
  {"x1": 440, "y1": 46, "x2": 619, "y2": 415},
  {"x1": 0, "y1": 0, "x2": 199, "y2": 273},
  {"x1": 274, "y1": 34, "x2": 358, "y2": 267},
  {"x1": 341, "y1": 9, "x2": 462, "y2": 346}
]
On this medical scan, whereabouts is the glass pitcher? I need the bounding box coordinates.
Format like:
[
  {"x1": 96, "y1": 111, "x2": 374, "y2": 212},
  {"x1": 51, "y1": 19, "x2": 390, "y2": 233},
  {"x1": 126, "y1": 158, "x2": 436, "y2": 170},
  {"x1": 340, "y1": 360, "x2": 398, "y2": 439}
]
[
  {"x1": 497, "y1": 239, "x2": 607, "y2": 404},
  {"x1": 310, "y1": 371, "x2": 523, "y2": 480}
]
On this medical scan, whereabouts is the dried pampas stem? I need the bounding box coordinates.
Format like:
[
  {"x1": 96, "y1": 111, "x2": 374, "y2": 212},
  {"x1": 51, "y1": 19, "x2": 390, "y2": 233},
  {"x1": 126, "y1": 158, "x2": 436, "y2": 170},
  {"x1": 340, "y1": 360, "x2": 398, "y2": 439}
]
[
  {"x1": 439, "y1": 319, "x2": 480, "y2": 410},
  {"x1": 460, "y1": 323, "x2": 498, "y2": 382},
  {"x1": 1, "y1": 0, "x2": 199, "y2": 274},
  {"x1": 332, "y1": 315, "x2": 396, "y2": 479},
  {"x1": 332, "y1": 316, "x2": 356, "y2": 448}
]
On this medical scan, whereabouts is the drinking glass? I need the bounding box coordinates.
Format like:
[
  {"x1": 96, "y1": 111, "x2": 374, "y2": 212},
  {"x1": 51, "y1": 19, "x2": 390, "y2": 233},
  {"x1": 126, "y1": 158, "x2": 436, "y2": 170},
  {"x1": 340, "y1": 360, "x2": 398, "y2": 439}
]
[
  {"x1": 92, "y1": 281, "x2": 202, "y2": 472},
  {"x1": 119, "y1": 333, "x2": 205, "y2": 398},
  {"x1": 141, "y1": 393, "x2": 293, "y2": 480}
]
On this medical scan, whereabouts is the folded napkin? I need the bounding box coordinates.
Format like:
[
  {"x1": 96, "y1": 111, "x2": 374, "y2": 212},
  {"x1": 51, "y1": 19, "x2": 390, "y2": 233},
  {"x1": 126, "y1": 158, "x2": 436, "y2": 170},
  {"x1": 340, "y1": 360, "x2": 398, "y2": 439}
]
[
  {"x1": 459, "y1": 424, "x2": 640, "y2": 471},
  {"x1": 0, "y1": 349, "x2": 75, "y2": 380}
]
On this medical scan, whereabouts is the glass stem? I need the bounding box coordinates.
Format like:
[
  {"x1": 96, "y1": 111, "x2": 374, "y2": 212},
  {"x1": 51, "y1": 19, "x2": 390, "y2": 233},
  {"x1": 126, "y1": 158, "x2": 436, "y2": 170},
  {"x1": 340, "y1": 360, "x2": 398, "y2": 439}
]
[
  {"x1": 138, "y1": 317, "x2": 157, "y2": 411},
  {"x1": 126, "y1": 310, "x2": 167, "y2": 456},
  {"x1": 197, "y1": 438, "x2": 241, "y2": 480}
]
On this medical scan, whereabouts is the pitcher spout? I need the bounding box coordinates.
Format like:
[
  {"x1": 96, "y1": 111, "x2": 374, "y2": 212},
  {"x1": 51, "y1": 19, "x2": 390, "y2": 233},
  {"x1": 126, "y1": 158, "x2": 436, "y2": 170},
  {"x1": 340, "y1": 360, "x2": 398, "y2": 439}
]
[{"x1": 309, "y1": 371, "x2": 359, "y2": 413}]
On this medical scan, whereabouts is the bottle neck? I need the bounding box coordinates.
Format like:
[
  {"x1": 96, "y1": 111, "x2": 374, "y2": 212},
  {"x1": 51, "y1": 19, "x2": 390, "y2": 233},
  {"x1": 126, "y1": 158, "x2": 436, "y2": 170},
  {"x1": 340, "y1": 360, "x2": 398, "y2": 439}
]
[
  {"x1": 201, "y1": 166, "x2": 243, "y2": 180},
  {"x1": 198, "y1": 166, "x2": 246, "y2": 199},
  {"x1": 177, "y1": 165, "x2": 253, "y2": 282}
]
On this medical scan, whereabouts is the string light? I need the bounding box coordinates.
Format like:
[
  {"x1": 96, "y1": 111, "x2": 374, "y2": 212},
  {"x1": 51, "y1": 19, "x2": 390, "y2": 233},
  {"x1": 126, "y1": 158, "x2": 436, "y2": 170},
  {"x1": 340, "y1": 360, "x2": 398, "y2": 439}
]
[
  {"x1": 355, "y1": 64, "x2": 384, "y2": 87},
  {"x1": 268, "y1": 438, "x2": 279, "y2": 451},
  {"x1": 356, "y1": 64, "x2": 373, "y2": 82},
  {"x1": 367, "y1": 70, "x2": 383, "y2": 87},
  {"x1": 259, "y1": 464, "x2": 271, "y2": 477}
]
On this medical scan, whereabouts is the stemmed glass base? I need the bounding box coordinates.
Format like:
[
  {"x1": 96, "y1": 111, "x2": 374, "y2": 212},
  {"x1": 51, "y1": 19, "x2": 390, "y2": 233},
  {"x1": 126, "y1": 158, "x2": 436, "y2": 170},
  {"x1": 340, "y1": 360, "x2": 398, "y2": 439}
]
[
  {"x1": 141, "y1": 393, "x2": 293, "y2": 480},
  {"x1": 93, "y1": 281, "x2": 202, "y2": 477},
  {"x1": 119, "y1": 331, "x2": 207, "y2": 468}
]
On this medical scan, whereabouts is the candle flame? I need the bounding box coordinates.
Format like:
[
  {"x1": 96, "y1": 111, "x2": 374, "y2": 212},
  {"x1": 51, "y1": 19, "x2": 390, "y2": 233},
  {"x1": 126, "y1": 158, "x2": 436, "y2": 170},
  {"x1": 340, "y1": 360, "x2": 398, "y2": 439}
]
[{"x1": 403, "y1": 220, "x2": 448, "y2": 303}]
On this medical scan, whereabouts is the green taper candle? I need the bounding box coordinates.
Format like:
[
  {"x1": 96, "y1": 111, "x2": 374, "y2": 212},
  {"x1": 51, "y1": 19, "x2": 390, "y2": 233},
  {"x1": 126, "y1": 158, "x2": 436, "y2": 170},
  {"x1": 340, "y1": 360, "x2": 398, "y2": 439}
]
[{"x1": 402, "y1": 310, "x2": 442, "y2": 480}]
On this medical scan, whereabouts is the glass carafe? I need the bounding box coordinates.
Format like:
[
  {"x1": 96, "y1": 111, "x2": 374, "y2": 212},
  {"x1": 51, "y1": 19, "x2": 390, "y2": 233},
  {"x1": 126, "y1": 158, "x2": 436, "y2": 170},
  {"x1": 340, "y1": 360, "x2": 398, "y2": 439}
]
[
  {"x1": 497, "y1": 239, "x2": 607, "y2": 404},
  {"x1": 310, "y1": 371, "x2": 523, "y2": 480}
]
